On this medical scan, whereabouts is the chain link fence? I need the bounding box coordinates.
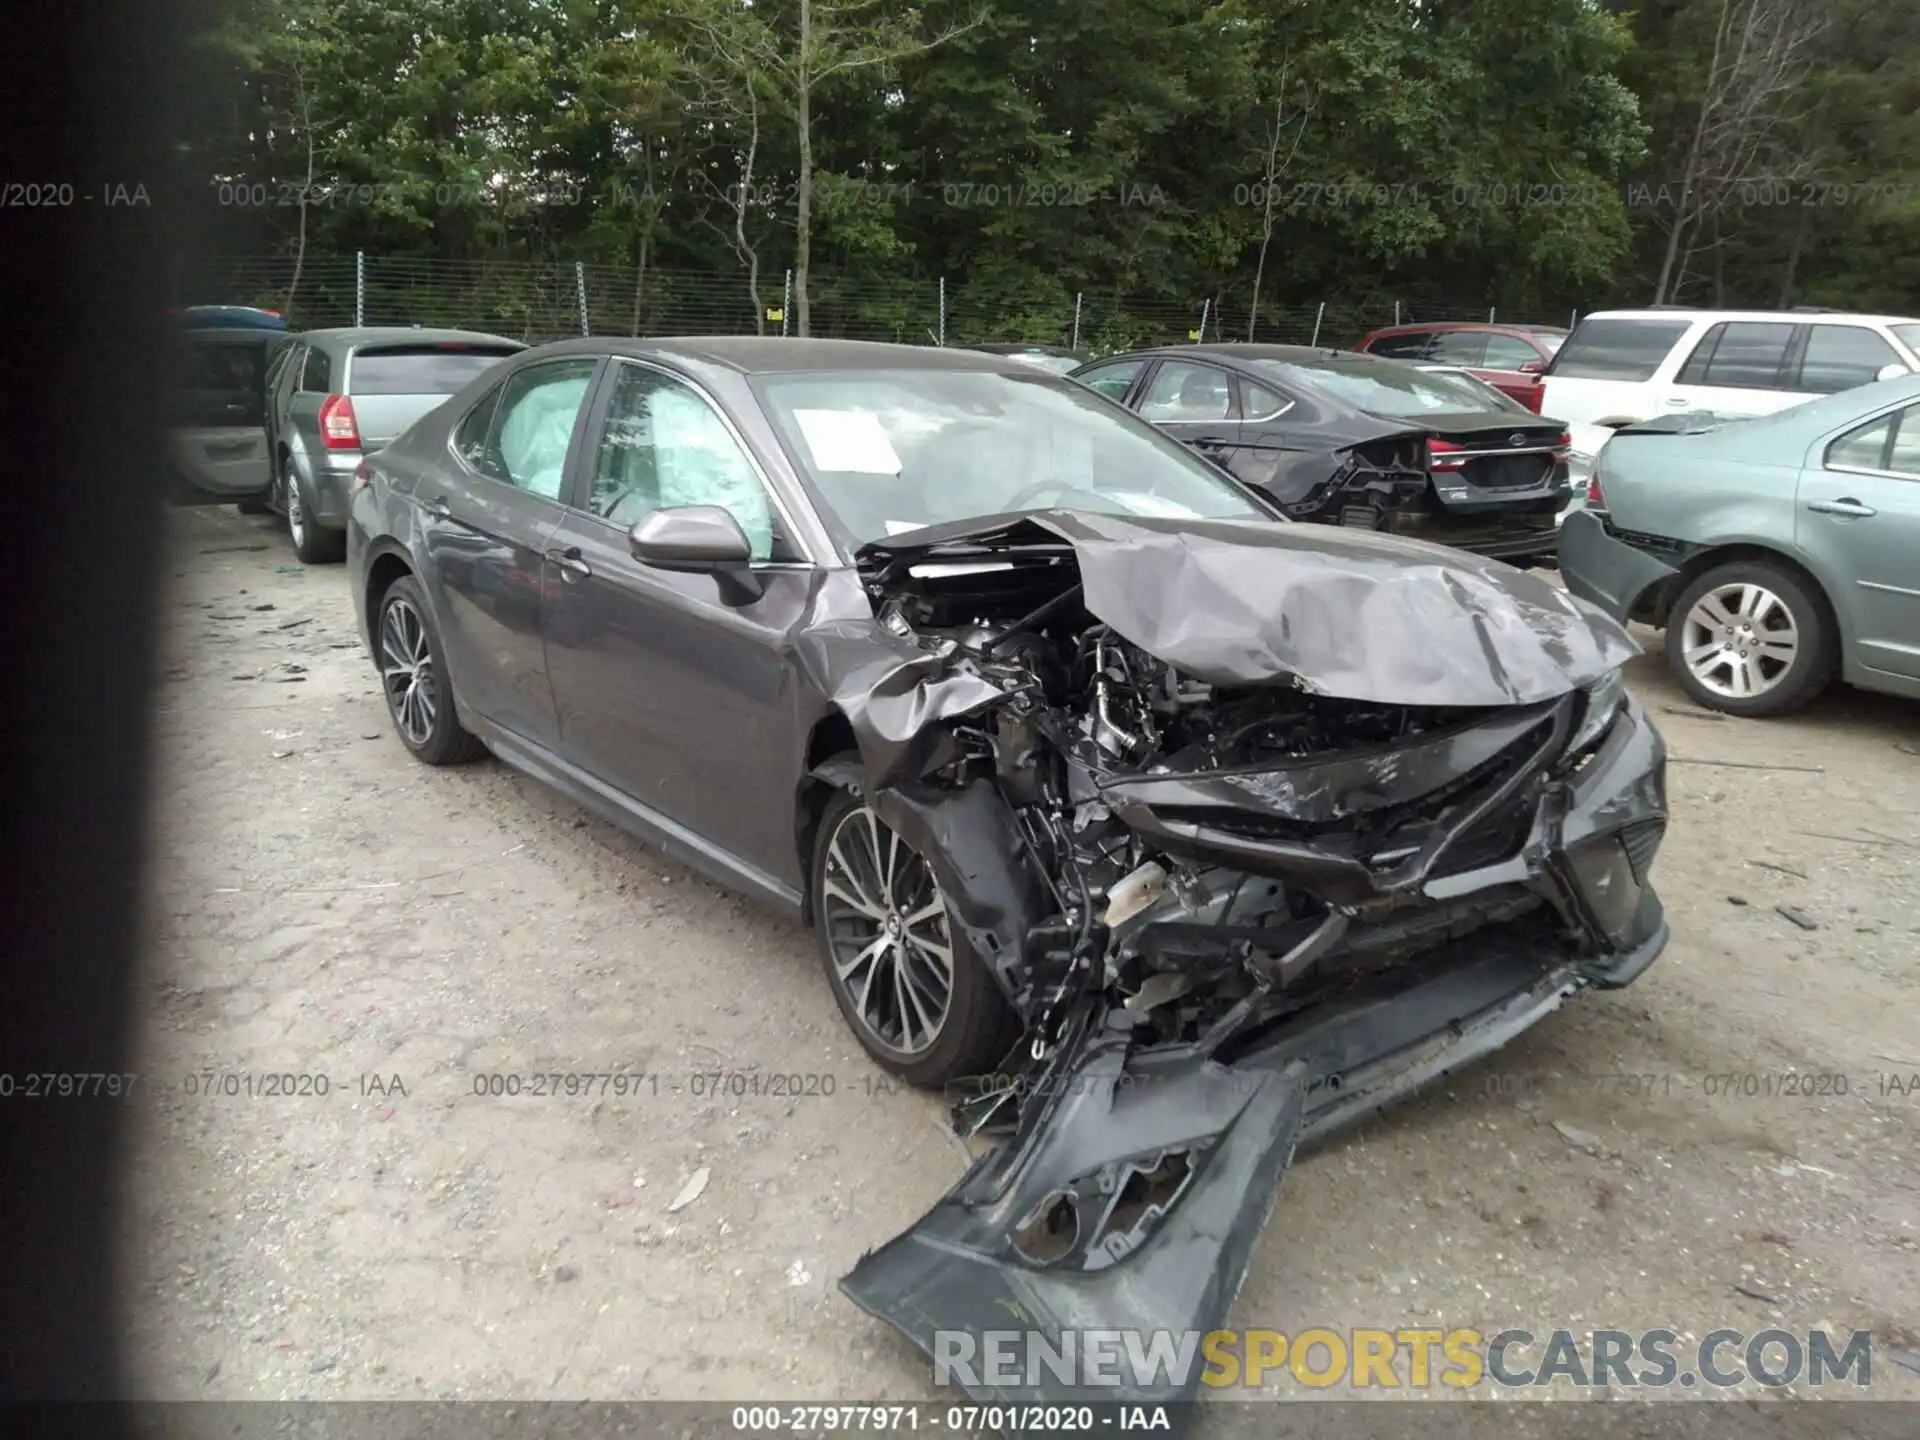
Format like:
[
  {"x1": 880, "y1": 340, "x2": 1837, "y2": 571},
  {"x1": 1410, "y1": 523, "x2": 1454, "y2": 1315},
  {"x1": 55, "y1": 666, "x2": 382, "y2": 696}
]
[{"x1": 179, "y1": 253, "x2": 1582, "y2": 352}]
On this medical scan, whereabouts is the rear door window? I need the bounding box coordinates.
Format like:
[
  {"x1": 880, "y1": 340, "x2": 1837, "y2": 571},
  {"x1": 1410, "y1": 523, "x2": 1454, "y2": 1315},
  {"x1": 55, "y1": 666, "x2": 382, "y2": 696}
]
[
  {"x1": 1795, "y1": 326, "x2": 1902, "y2": 394},
  {"x1": 300, "y1": 346, "x2": 332, "y2": 393},
  {"x1": 1138, "y1": 361, "x2": 1235, "y2": 422},
  {"x1": 1679, "y1": 322, "x2": 1794, "y2": 389},
  {"x1": 1547, "y1": 319, "x2": 1691, "y2": 381},
  {"x1": 350, "y1": 345, "x2": 522, "y2": 396},
  {"x1": 1428, "y1": 331, "x2": 1488, "y2": 365}
]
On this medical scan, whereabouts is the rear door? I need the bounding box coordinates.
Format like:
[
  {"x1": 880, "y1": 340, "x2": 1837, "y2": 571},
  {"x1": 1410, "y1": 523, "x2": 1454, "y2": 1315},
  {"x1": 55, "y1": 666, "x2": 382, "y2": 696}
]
[
  {"x1": 1798, "y1": 400, "x2": 1920, "y2": 682},
  {"x1": 1660, "y1": 320, "x2": 1800, "y2": 420},
  {"x1": 416, "y1": 356, "x2": 600, "y2": 746},
  {"x1": 168, "y1": 331, "x2": 280, "y2": 503},
  {"x1": 347, "y1": 342, "x2": 524, "y2": 451},
  {"x1": 1132, "y1": 358, "x2": 1241, "y2": 470}
]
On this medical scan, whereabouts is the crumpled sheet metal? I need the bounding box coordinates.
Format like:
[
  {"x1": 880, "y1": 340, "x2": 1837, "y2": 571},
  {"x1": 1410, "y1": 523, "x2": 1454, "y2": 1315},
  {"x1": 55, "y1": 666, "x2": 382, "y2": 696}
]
[
  {"x1": 861, "y1": 511, "x2": 1641, "y2": 709},
  {"x1": 1042, "y1": 511, "x2": 1638, "y2": 706},
  {"x1": 794, "y1": 623, "x2": 1009, "y2": 791}
]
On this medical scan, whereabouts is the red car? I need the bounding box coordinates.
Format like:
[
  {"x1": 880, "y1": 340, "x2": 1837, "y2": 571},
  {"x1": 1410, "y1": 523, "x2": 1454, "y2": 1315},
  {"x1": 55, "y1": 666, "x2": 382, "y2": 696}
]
[{"x1": 1353, "y1": 322, "x2": 1567, "y2": 413}]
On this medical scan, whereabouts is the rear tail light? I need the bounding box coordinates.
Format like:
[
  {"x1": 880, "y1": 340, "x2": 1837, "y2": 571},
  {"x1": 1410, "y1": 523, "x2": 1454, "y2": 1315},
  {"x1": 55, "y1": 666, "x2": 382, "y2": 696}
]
[
  {"x1": 317, "y1": 393, "x2": 361, "y2": 450},
  {"x1": 1427, "y1": 438, "x2": 1468, "y2": 472},
  {"x1": 1585, "y1": 469, "x2": 1605, "y2": 509},
  {"x1": 1554, "y1": 431, "x2": 1573, "y2": 458},
  {"x1": 1522, "y1": 385, "x2": 1545, "y2": 414}
]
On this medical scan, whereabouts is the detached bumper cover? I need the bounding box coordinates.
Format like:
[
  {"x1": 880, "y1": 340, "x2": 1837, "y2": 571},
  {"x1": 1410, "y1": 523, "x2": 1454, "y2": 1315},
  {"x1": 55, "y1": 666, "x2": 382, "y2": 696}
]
[{"x1": 1558, "y1": 510, "x2": 1681, "y2": 623}]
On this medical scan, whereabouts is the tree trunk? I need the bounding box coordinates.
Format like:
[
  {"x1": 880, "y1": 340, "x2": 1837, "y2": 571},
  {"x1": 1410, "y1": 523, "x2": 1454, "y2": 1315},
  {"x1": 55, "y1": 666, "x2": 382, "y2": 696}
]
[
  {"x1": 741, "y1": 83, "x2": 765, "y2": 335},
  {"x1": 1247, "y1": 97, "x2": 1283, "y2": 341},
  {"x1": 1777, "y1": 206, "x2": 1808, "y2": 308},
  {"x1": 284, "y1": 86, "x2": 314, "y2": 319},
  {"x1": 631, "y1": 228, "x2": 649, "y2": 337},
  {"x1": 794, "y1": 0, "x2": 813, "y2": 337},
  {"x1": 1655, "y1": 0, "x2": 1733, "y2": 304}
]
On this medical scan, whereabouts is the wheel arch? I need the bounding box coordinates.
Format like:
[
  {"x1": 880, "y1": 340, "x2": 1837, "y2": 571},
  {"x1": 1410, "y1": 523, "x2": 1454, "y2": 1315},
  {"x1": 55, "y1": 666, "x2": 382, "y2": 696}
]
[
  {"x1": 1646, "y1": 542, "x2": 1842, "y2": 643},
  {"x1": 362, "y1": 542, "x2": 416, "y2": 633},
  {"x1": 794, "y1": 710, "x2": 862, "y2": 930}
]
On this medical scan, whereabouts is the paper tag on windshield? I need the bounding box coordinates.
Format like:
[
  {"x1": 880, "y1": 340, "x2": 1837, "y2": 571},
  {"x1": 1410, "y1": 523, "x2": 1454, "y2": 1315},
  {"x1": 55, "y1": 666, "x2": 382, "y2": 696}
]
[{"x1": 793, "y1": 409, "x2": 902, "y2": 475}]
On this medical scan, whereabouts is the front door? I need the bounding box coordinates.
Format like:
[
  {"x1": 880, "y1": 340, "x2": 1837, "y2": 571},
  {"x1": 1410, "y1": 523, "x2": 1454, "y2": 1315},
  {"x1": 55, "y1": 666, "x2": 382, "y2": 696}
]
[
  {"x1": 1799, "y1": 400, "x2": 1920, "y2": 682},
  {"x1": 542, "y1": 359, "x2": 816, "y2": 884},
  {"x1": 416, "y1": 356, "x2": 600, "y2": 746}
]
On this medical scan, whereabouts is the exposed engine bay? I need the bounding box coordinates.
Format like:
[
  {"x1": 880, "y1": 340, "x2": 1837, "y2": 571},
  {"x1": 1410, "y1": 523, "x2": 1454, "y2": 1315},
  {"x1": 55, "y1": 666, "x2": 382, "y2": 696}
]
[{"x1": 823, "y1": 510, "x2": 1671, "y2": 1411}]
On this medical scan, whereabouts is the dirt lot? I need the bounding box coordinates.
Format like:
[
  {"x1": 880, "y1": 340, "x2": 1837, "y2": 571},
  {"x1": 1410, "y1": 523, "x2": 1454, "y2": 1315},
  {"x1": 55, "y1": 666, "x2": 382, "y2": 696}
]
[{"x1": 123, "y1": 505, "x2": 1920, "y2": 1404}]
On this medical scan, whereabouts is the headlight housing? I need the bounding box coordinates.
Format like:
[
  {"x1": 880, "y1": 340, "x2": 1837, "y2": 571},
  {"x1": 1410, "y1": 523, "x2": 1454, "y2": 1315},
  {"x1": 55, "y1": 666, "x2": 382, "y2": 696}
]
[{"x1": 1564, "y1": 668, "x2": 1627, "y2": 764}]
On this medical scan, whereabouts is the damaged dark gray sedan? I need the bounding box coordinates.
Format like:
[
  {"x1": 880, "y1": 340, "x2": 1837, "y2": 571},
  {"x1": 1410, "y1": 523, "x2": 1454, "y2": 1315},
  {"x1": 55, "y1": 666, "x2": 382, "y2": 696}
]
[{"x1": 347, "y1": 337, "x2": 1670, "y2": 1405}]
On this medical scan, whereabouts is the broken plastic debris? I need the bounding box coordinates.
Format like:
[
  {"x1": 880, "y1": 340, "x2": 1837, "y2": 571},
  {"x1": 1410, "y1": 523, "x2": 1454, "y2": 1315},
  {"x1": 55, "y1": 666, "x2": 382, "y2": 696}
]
[{"x1": 667, "y1": 1165, "x2": 710, "y2": 1212}]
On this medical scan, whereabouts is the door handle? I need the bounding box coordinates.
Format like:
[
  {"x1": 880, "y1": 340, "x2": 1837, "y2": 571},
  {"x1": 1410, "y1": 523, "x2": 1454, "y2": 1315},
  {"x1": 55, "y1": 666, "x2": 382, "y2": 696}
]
[
  {"x1": 545, "y1": 546, "x2": 592, "y2": 579},
  {"x1": 427, "y1": 496, "x2": 452, "y2": 520},
  {"x1": 1806, "y1": 497, "x2": 1876, "y2": 518},
  {"x1": 1663, "y1": 397, "x2": 1690, "y2": 407}
]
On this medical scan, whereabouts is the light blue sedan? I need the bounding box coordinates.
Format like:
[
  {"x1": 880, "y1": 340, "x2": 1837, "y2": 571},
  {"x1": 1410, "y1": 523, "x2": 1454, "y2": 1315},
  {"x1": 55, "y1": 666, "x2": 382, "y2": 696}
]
[{"x1": 1559, "y1": 373, "x2": 1920, "y2": 717}]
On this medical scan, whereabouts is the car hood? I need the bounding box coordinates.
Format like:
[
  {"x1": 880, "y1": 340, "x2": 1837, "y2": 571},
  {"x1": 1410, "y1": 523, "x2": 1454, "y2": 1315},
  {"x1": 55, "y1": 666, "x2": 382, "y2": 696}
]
[{"x1": 855, "y1": 510, "x2": 1638, "y2": 708}]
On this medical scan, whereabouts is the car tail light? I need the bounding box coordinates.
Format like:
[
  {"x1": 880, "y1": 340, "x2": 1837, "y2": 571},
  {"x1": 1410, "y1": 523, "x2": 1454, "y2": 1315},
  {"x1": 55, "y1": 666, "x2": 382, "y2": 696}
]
[
  {"x1": 1521, "y1": 385, "x2": 1545, "y2": 414},
  {"x1": 318, "y1": 394, "x2": 361, "y2": 450},
  {"x1": 1553, "y1": 431, "x2": 1573, "y2": 458},
  {"x1": 1427, "y1": 438, "x2": 1468, "y2": 472},
  {"x1": 1585, "y1": 468, "x2": 1605, "y2": 509},
  {"x1": 349, "y1": 459, "x2": 375, "y2": 499}
]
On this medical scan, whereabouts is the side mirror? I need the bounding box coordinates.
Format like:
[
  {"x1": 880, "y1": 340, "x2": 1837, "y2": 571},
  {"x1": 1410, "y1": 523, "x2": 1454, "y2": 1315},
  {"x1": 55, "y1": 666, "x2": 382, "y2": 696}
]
[
  {"x1": 628, "y1": 505, "x2": 752, "y2": 572},
  {"x1": 1875, "y1": 362, "x2": 1910, "y2": 383},
  {"x1": 1518, "y1": 359, "x2": 1546, "y2": 375}
]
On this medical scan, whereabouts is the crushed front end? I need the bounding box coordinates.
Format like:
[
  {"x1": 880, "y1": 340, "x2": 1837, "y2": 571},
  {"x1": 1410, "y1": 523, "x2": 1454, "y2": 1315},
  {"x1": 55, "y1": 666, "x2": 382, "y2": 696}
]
[{"x1": 831, "y1": 512, "x2": 1669, "y2": 1405}]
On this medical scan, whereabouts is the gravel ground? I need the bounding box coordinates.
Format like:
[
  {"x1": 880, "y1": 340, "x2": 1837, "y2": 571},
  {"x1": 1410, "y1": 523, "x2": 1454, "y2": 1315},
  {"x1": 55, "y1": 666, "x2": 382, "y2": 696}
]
[{"x1": 123, "y1": 505, "x2": 1920, "y2": 1404}]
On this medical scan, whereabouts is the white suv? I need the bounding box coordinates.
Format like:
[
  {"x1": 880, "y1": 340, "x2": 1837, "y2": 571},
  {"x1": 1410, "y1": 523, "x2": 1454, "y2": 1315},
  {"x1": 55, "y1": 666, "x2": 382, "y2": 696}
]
[{"x1": 1540, "y1": 309, "x2": 1920, "y2": 433}]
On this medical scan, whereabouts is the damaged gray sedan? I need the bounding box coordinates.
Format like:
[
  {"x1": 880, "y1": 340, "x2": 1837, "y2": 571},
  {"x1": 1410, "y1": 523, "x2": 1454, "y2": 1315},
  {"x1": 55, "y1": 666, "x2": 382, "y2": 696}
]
[{"x1": 347, "y1": 338, "x2": 1670, "y2": 1406}]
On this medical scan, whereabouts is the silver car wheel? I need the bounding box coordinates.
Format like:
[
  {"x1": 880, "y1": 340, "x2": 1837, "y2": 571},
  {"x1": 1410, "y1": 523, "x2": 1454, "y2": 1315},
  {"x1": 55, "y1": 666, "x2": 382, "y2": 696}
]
[
  {"x1": 1679, "y1": 581, "x2": 1800, "y2": 700},
  {"x1": 819, "y1": 803, "x2": 955, "y2": 1057},
  {"x1": 285, "y1": 472, "x2": 308, "y2": 550},
  {"x1": 379, "y1": 596, "x2": 437, "y2": 747}
]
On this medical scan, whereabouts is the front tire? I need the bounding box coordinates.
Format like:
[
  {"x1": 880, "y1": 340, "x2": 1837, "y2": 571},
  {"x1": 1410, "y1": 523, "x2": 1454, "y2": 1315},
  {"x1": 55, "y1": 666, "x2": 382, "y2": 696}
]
[
  {"x1": 284, "y1": 463, "x2": 346, "y2": 565},
  {"x1": 375, "y1": 576, "x2": 486, "y2": 765},
  {"x1": 1666, "y1": 560, "x2": 1836, "y2": 717},
  {"x1": 810, "y1": 787, "x2": 1016, "y2": 1088}
]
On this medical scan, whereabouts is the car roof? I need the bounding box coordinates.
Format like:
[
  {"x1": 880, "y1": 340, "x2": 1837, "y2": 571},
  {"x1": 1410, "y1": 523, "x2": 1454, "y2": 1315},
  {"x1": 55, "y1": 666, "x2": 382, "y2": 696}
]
[
  {"x1": 1579, "y1": 308, "x2": 1920, "y2": 326},
  {"x1": 1112, "y1": 343, "x2": 1383, "y2": 368},
  {"x1": 965, "y1": 342, "x2": 1082, "y2": 356},
  {"x1": 293, "y1": 326, "x2": 528, "y2": 349},
  {"x1": 1364, "y1": 321, "x2": 1564, "y2": 337},
  {"x1": 519, "y1": 336, "x2": 1047, "y2": 376}
]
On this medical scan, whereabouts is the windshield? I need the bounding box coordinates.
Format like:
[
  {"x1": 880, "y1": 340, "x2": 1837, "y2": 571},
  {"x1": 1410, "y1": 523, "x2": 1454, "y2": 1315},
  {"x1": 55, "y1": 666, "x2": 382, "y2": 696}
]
[
  {"x1": 1255, "y1": 355, "x2": 1525, "y2": 418},
  {"x1": 754, "y1": 368, "x2": 1270, "y2": 546}
]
